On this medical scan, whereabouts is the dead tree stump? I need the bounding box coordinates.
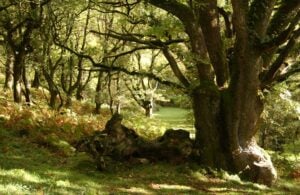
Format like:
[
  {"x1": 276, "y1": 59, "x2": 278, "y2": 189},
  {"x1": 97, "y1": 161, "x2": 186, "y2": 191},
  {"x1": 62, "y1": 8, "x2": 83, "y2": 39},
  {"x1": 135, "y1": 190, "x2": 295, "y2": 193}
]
[{"x1": 76, "y1": 114, "x2": 194, "y2": 170}]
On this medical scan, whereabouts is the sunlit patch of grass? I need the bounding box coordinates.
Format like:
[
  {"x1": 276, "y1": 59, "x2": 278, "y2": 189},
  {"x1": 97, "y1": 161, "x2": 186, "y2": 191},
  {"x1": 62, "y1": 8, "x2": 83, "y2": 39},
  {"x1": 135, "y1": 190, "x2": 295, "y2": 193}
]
[
  {"x1": 153, "y1": 107, "x2": 194, "y2": 131},
  {"x1": 0, "y1": 183, "x2": 32, "y2": 194},
  {"x1": 118, "y1": 186, "x2": 152, "y2": 194},
  {"x1": 123, "y1": 107, "x2": 195, "y2": 139},
  {"x1": 0, "y1": 169, "x2": 44, "y2": 184}
]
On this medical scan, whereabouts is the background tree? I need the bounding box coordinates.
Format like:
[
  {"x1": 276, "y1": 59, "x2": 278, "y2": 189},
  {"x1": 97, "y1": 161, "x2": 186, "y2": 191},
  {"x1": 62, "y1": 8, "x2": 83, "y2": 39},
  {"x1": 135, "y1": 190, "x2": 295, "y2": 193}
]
[
  {"x1": 0, "y1": 0, "x2": 49, "y2": 103},
  {"x1": 125, "y1": 51, "x2": 161, "y2": 117}
]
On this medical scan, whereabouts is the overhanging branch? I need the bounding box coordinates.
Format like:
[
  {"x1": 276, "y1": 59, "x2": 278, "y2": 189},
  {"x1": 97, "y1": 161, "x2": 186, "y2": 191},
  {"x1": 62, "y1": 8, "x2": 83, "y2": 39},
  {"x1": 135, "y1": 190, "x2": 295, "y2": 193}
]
[
  {"x1": 275, "y1": 62, "x2": 300, "y2": 83},
  {"x1": 261, "y1": 12, "x2": 300, "y2": 51},
  {"x1": 90, "y1": 29, "x2": 186, "y2": 48},
  {"x1": 54, "y1": 40, "x2": 185, "y2": 90},
  {"x1": 261, "y1": 28, "x2": 300, "y2": 86},
  {"x1": 217, "y1": 7, "x2": 233, "y2": 38}
]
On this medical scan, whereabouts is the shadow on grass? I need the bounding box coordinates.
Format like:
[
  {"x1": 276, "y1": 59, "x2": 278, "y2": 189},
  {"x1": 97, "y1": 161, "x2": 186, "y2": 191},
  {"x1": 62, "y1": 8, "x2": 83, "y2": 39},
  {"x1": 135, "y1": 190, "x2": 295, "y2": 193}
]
[{"x1": 0, "y1": 127, "x2": 298, "y2": 194}]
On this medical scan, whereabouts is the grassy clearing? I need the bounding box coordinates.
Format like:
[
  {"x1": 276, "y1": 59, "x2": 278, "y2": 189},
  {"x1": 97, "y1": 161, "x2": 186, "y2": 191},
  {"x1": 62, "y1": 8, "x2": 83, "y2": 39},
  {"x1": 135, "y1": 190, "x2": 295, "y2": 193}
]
[
  {"x1": 153, "y1": 107, "x2": 194, "y2": 132},
  {"x1": 0, "y1": 93, "x2": 299, "y2": 194},
  {"x1": 1, "y1": 126, "x2": 299, "y2": 195}
]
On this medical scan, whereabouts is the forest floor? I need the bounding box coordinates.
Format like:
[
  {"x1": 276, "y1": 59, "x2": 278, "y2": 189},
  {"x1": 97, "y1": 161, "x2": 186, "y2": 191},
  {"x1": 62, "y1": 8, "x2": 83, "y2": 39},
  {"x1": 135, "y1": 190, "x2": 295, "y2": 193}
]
[{"x1": 0, "y1": 96, "x2": 299, "y2": 194}]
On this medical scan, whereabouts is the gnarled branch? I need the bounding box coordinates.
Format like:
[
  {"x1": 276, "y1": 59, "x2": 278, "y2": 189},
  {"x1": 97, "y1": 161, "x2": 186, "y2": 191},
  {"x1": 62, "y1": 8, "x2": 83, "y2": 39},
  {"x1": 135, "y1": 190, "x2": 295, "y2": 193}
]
[{"x1": 54, "y1": 39, "x2": 185, "y2": 90}]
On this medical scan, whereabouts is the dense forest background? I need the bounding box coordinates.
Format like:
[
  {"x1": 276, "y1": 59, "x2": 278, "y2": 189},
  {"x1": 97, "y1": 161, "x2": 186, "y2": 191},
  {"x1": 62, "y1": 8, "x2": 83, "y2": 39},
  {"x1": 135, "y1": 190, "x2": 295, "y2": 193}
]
[{"x1": 0, "y1": 0, "x2": 299, "y2": 193}]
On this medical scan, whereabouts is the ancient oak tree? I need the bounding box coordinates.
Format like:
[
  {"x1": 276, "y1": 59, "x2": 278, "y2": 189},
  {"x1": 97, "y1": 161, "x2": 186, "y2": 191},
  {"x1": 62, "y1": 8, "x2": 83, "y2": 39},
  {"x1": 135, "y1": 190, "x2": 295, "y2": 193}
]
[{"x1": 138, "y1": 0, "x2": 299, "y2": 186}]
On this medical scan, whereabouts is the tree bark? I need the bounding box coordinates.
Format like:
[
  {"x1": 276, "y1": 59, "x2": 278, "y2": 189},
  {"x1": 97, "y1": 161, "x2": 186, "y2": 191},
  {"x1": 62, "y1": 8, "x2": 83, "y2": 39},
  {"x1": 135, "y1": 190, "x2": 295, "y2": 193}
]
[
  {"x1": 94, "y1": 71, "x2": 103, "y2": 114},
  {"x1": 32, "y1": 70, "x2": 41, "y2": 89},
  {"x1": 4, "y1": 49, "x2": 14, "y2": 90},
  {"x1": 192, "y1": 86, "x2": 229, "y2": 169},
  {"x1": 13, "y1": 52, "x2": 25, "y2": 103},
  {"x1": 22, "y1": 65, "x2": 31, "y2": 104},
  {"x1": 143, "y1": 100, "x2": 153, "y2": 118}
]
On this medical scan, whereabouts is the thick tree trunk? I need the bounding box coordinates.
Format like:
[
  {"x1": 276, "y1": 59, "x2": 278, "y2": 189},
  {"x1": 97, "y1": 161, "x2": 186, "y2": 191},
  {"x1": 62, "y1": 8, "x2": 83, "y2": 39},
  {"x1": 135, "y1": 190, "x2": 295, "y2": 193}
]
[
  {"x1": 192, "y1": 87, "x2": 277, "y2": 186},
  {"x1": 192, "y1": 87, "x2": 229, "y2": 170}
]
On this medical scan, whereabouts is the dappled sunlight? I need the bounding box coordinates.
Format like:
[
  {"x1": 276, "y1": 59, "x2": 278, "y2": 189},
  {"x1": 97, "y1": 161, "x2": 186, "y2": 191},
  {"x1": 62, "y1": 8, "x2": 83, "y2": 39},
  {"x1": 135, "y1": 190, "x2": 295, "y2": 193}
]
[
  {"x1": 190, "y1": 170, "x2": 271, "y2": 193},
  {"x1": 149, "y1": 183, "x2": 195, "y2": 191},
  {"x1": 0, "y1": 183, "x2": 32, "y2": 194},
  {"x1": 118, "y1": 186, "x2": 152, "y2": 194},
  {"x1": 0, "y1": 168, "x2": 44, "y2": 184}
]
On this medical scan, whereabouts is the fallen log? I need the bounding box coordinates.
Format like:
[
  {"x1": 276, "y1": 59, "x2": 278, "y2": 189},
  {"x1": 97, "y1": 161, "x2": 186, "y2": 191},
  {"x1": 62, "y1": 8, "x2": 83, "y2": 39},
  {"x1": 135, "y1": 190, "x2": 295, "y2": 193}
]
[{"x1": 76, "y1": 114, "x2": 194, "y2": 170}]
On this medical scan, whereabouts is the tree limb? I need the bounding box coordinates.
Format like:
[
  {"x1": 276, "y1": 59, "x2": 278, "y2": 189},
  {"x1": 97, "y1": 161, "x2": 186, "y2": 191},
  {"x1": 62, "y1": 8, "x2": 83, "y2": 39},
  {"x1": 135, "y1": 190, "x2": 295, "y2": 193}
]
[
  {"x1": 267, "y1": 0, "x2": 300, "y2": 36},
  {"x1": 147, "y1": 0, "x2": 193, "y2": 25},
  {"x1": 217, "y1": 7, "x2": 233, "y2": 38},
  {"x1": 261, "y1": 28, "x2": 300, "y2": 86},
  {"x1": 162, "y1": 47, "x2": 190, "y2": 88},
  {"x1": 260, "y1": 12, "x2": 300, "y2": 51},
  {"x1": 106, "y1": 46, "x2": 158, "y2": 60},
  {"x1": 274, "y1": 62, "x2": 300, "y2": 83},
  {"x1": 90, "y1": 29, "x2": 186, "y2": 48},
  {"x1": 198, "y1": 0, "x2": 228, "y2": 87},
  {"x1": 54, "y1": 39, "x2": 185, "y2": 90},
  {"x1": 248, "y1": 0, "x2": 276, "y2": 37}
]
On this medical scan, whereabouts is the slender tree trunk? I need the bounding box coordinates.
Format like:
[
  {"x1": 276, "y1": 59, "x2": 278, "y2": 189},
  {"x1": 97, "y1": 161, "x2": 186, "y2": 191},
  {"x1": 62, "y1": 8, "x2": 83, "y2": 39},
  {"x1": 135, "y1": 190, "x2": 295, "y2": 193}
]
[
  {"x1": 108, "y1": 72, "x2": 114, "y2": 114},
  {"x1": 76, "y1": 85, "x2": 84, "y2": 100},
  {"x1": 43, "y1": 68, "x2": 59, "y2": 108},
  {"x1": 94, "y1": 72, "x2": 103, "y2": 114},
  {"x1": 4, "y1": 50, "x2": 14, "y2": 90},
  {"x1": 32, "y1": 70, "x2": 40, "y2": 88},
  {"x1": 143, "y1": 100, "x2": 153, "y2": 118},
  {"x1": 49, "y1": 90, "x2": 58, "y2": 108},
  {"x1": 116, "y1": 103, "x2": 121, "y2": 114},
  {"x1": 13, "y1": 54, "x2": 24, "y2": 103},
  {"x1": 65, "y1": 95, "x2": 72, "y2": 108},
  {"x1": 75, "y1": 57, "x2": 84, "y2": 101},
  {"x1": 22, "y1": 65, "x2": 31, "y2": 104}
]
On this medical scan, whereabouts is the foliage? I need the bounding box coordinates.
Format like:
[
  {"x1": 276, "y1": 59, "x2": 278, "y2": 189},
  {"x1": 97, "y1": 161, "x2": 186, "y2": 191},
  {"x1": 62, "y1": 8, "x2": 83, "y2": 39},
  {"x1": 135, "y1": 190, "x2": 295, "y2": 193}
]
[
  {"x1": 260, "y1": 74, "x2": 300, "y2": 154},
  {"x1": 0, "y1": 91, "x2": 109, "y2": 155}
]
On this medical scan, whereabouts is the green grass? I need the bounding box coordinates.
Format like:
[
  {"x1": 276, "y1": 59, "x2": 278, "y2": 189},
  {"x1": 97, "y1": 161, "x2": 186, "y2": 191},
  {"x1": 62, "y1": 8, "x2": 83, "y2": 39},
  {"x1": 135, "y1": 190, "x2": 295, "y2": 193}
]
[
  {"x1": 153, "y1": 107, "x2": 194, "y2": 132},
  {"x1": 0, "y1": 100, "x2": 299, "y2": 195},
  {"x1": 0, "y1": 126, "x2": 299, "y2": 194}
]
